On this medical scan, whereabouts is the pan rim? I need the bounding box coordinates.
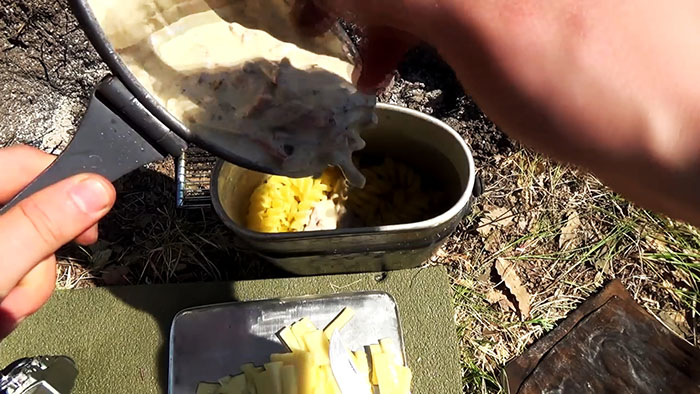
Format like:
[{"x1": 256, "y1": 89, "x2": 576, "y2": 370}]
[{"x1": 210, "y1": 102, "x2": 477, "y2": 243}]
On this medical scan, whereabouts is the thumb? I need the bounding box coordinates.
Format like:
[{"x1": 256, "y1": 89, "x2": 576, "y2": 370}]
[{"x1": 0, "y1": 174, "x2": 115, "y2": 298}]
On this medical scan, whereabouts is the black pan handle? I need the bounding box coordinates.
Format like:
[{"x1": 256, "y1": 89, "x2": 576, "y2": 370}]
[{"x1": 0, "y1": 76, "x2": 187, "y2": 214}]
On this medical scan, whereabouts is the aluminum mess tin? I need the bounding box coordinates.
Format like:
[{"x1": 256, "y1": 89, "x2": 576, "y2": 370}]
[
  {"x1": 168, "y1": 291, "x2": 405, "y2": 394},
  {"x1": 211, "y1": 103, "x2": 476, "y2": 275}
]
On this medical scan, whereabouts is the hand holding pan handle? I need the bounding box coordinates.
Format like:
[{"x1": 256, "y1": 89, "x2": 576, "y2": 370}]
[{"x1": 0, "y1": 76, "x2": 187, "y2": 215}]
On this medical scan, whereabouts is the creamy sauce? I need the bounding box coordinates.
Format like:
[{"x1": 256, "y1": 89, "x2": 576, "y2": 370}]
[{"x1": 88, "y1": 0, "x2": 374, "y2": 186}]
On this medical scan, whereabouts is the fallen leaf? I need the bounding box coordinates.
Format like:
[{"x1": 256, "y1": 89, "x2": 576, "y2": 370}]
[
  {"x1": 659, "y1": 310, "x2": 691, "y2": 338},
  {"x1": 430, "y1": 247, "x2": 450, "y2": 262},
  {"x1": 477, "y1": 205, "x2": 514, "y2": 236},
  {"x1": 495, "y1": 258, "x2": 531, "y2": 319},
  {"x1": 661, "y1": 280, "x2": 683, "y2": 304},
  {"x1": 671, "y1": 269, "x2": 692, "y2": 287},
  {"x1": 594, "y1": 259, "x2": 612, "y2": 275},
  {"x1": 593, "y1": 271, "x2": 605, "y2": 287},
  {"x1": 517, "y1": 214, "x2": 531, "y2": 232},
  {"x1": 559, "y1": 210, "x2": 582, "y2": 251},
  {"x1": 485, "y1": 289, "x2": 516, "y2": 312},
  {"x1": 483, "y1": 231, "x2": 502, "y2": 253},
  {"x1": 644, "y1": 234, "x2": 668, "y2": 252}
]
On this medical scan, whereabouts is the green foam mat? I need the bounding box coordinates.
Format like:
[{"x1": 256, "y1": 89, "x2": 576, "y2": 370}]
[{"x1": 0, "y1": 266, "x2": 460, "y2": 393}]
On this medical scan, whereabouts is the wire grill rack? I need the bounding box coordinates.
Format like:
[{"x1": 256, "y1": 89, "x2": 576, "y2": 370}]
[{"x1": 175, "y1": 146, "x2": 218, "y2": 208}]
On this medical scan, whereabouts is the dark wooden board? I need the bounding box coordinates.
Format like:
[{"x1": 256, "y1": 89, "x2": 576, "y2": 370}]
[{"x1": 505, "y1": 279, "x2": 700, "y2": 394}]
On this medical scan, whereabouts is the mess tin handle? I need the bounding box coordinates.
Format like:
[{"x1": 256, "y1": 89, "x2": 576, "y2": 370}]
[{"x1": 0, "y1": 76, "x2": 187, "y2": 215}]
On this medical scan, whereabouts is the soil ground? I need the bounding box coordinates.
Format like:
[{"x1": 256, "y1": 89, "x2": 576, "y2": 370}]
[{"x1": 2, "y1": 1, "x2": 699, "y2": 392}]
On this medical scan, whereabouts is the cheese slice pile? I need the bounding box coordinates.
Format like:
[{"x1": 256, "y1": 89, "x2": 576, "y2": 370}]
[{"x1": 196, "y1": 308, "x2": 412, "y2": 394}]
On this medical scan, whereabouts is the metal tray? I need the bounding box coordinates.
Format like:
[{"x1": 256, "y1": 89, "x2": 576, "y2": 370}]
[{"x1": 168, "y1": 291, "x2": 405, "y2": 394}]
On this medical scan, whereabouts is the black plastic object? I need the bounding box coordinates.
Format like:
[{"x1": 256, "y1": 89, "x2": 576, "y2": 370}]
[
  {"x1": 505, "y1": 280, "x2": 700, "y2": 394},
  {"x1": 0, "y1": 356, "x2": 78, "y2": 394},
  {"x1": 0, "y1": 76, "x2": 187, "y2": 214}
]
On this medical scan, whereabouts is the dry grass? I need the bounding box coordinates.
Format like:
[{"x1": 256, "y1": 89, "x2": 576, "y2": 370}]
[
  {"x1": 435, "y1": 149, "x2": 700, "y2": 393},
  {"x1": 55, "y1": 166, "x2": 278, "y2": 287}
]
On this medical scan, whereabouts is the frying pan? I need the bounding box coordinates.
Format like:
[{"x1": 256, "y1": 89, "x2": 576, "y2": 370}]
[{"x1": 0, "y1": 0, "x2": 360, "y2": 214}]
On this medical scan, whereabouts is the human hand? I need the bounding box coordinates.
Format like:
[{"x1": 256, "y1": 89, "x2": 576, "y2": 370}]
[
  {"x1": 296, "y1": 0, "x2": 700, "y2": 225},
  {"x1": 292, "y1": 0, "x2": 421, "y2": 92},
  {"x1": 0, "y1": 145, "x2": 116, "y2": 339}
]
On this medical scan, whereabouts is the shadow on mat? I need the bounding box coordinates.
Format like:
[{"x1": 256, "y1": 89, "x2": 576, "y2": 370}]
[{"x1": 107, "y1": 281, "x2": 285, "y2": 393}]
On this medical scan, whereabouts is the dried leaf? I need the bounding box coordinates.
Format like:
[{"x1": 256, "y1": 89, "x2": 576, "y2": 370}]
[
  {"x1": 495, "y1": 258, "x2": 531, "y2": 319},
  {"x1": 593, "y1": 271, "x2": 605, "y2": 287},
  {"x1": 559, "y1": 210, "x2": 581, "y2": 251},
  {"x1": 659, "y1": 310, "x2": 691, "y2": 338},
  {"x1": 485, "y1": 289, "x2": 516, "y2": 312},
  {"x1": 644, "y1": 234, "x2": 668, "y2": 252},
  {"x1": 477, "y1": 205, "x2": 514, "y2": 236},
  {"x1": 517, "y1": 214, "x2": 531, "y2": 232},
  {"x1": 671, "y1": 269, "x2": 693, "y2": 287},
  {"x1": 430, "y1": 247, "x2": 449, "y2": 262},
  {"x1": 594, "y1": 259, "x2": 612, "y2": 275},
  {"x1": 661, "y1": 280, "x2": 683, "y2": 304},
  {"x1": 483, "y1": 231, "x2": 502, "y2": 253}
]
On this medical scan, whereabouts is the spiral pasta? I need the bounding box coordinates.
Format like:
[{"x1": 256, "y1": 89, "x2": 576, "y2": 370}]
[{"x1": 347, "y1": 158, "x2": 436, "y2": 226}]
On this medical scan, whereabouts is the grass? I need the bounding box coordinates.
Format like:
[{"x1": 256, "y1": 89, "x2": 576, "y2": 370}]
[{"x1": 438, "y1": 149, "x2": 700, "y2": 393}]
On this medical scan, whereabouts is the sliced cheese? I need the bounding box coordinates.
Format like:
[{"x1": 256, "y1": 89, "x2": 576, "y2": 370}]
[
  {"x1": 253, "y1": 370, "x2": 278, "y2": 394},
  {"x1": 270, "y1": 351, "x2": 315, "y2": 394},
  {"x1": 323, "y1": 307, "x2": 355, "y2": 340},
  {"x1": 291, "y1": 318, "x2": 318, "y2": 350},
  {"x1": 302, "y1": 330, "x2": 330, "y2": 366},
  {"x1": 353, "y1": 349, "x2": 370, "y2": 376},
  {"x1": 379, "y1": 338, "x2": 402, "y2": 366},
  {"x1": 279, "y1": 327, "x2": 304, "y2": 352},
  {"x1": 281, "y1": 365, "x2": 298, "y2": 394},
  {"x1": 322, "y1": 365, "x2": 341, "y2": 394},
  {"x1": 369, "y1": 344, "x2": 382, "y2": 386},
  {"x1": 217, "y1": 374, "x2": 247, "y2": 394},
  {"x1": 264, "y1": 362, "x2": 284, "y2": 394},
  {"x1": 196, "y1": 382, "x2": 220, "y2": 394},
  {"x1": 396, "y1": 365, "x2": 413, "y2": 394},
  {"x1": 373, "y1": 352, "x2": 401, "y2": 394},
  {"x1": 241, "y1": 363, "x2": 263, "y2": 394}
]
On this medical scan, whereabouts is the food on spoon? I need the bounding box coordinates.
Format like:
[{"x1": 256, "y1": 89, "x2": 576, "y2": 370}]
[
  {"x1": 88, "y1": 0, "x2": 375, "y2": 186},
  {"x1": 196, "y1": 308, "x2": 412, "y2": 393}
]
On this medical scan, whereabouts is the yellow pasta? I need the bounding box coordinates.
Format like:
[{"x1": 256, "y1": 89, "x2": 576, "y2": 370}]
[
  {"x1": 347, "y1": 158, "x2": 437, "y2": 226},
  {"x1": 246, "y1": 168, "x2": 345, "y2": 233}
]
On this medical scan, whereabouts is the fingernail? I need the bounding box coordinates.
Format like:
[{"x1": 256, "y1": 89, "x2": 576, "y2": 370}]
[{"x1": 69, "y1": 177, "x2": 112, "y2": 214}]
